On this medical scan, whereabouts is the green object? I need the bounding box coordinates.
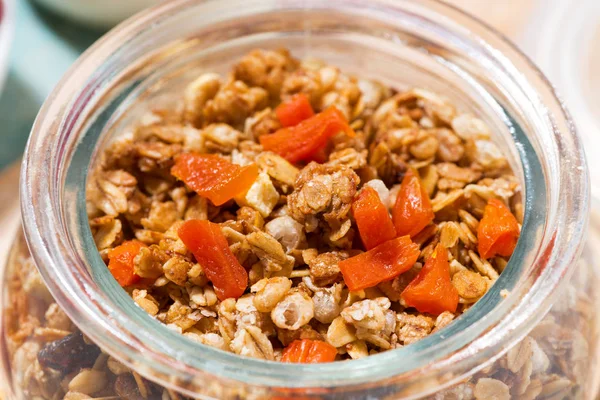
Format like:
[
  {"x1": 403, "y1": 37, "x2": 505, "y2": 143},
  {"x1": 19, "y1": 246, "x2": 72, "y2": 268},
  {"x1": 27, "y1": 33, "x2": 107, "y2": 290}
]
[{"x1": 0, "y1": 0, "x2": 102, "y2": 169}]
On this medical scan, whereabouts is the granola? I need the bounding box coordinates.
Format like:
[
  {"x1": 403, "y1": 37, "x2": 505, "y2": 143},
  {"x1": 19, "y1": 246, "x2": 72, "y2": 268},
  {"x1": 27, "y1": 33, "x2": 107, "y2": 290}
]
[
  {"x1": 84, "y1": 49, "x2": 524, "y2": 363},
  {"x1": 8, "y1": 244, "x2": 594, "y2": 400}
]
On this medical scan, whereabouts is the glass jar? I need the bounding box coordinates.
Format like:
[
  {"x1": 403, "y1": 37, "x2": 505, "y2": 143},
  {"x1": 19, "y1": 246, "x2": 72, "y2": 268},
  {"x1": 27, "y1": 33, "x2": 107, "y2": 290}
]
[{"x1": 1, "y1": 0, "x2": 596, "y2": 399}]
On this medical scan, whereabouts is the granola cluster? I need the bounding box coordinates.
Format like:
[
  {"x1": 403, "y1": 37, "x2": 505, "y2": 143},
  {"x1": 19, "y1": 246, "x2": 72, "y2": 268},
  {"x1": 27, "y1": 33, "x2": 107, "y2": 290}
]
[
  {"x1": 5, "y1": 233, "x2": 596, "y2": 399},
  {"x1": 4, "y1": 235, "x2": 189, "y2": 400},
  {"x1": 3, "y1": 48, "x2": 597, "y2": 400},
  {"x1": 86, "y1": 49, "x2": 523, "y2": 362}
]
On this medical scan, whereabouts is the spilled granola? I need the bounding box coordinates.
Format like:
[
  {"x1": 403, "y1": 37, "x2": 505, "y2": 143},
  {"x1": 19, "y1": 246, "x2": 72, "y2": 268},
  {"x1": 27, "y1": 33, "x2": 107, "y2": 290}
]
[{"x1": 85, "y1": 49, "x2": 524, "y2": 363}]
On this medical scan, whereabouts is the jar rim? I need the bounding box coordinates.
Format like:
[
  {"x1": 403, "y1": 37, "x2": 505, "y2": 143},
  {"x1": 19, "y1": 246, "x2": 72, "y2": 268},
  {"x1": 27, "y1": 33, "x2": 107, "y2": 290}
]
[{"x1": 20, "y1": 0, "x2": 589, "y2": 395}]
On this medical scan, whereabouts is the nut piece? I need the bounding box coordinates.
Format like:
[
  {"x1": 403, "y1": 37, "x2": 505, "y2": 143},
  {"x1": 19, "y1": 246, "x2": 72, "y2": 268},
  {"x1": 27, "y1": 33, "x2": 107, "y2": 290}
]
[
  {"x1": 345, "y1": 340, "x2": 369, "y2": 360},
  {"x1": 107, "y1": 356, "x2": 129, "y2": 375},
  {"x1": 245, "y1": 108, "x2": 281, "y2": 140},
  {"x1": 235, "y1": 172, "x2": 280, "y2": 218},
  {"x1": 68, "y1": 369, "x2": 107, "y2": 395},
  {"x1": 326, "y1": 316, "x2": 357, "y2": 348},
  {"x1": 251, "y1": 277, "x2": 293, "y2": 312},
  {"x1": 409, "y1": 133, "x2": 439, "y2": 160},
  {"x1": 435, "y1": 128, "x2": 464, "y2": 162},
  {"x1": 271, "y1": 291, "x2": 314, "y2": 330},
  {"x1": 256, "y1": 152, "x2": 300, "y2": 186},
  {"x1": 230, "y1": 326, "x2": 274, "y2": 360},
  {"x1": 437, "y1": 162, "x2": 481, "y2": 184},
  {"x1": 185, "y1": 196, "x2": 208, "y2": 221},
  {"x1": 187, "y1": 263, "x2": 208, "y2": 287},
  {"x1": 247, "y1": 231, "x2": 295, "y2": 273},
  {"x1": 466, "y1": 140, "x2": 507, "y2": 171},
  {"x1": 235, "y1": 294, "x2": 275, "y2": 336},
  {"x1": 165, "y1": 301, "x2": 196, "y2": 331},
  {"x1": 282, "y1": 68, "x2": 324, "y2": 107},
  {"x1": 327, "y1": 148, "x2": 368, "y2": 170}
]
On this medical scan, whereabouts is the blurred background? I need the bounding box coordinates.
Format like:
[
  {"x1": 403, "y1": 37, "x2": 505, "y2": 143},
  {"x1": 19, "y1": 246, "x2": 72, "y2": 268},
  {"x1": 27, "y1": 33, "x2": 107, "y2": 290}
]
[{"x1": 0, "y1": 0, "x2": 598, "y2": 221}]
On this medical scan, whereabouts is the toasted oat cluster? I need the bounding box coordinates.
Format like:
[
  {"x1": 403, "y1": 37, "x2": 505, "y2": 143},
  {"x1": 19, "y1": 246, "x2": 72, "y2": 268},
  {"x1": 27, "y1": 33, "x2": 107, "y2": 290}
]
[
  {"x1": 87, "y1": 49, "x2": 523, "y2": 362},
  {"x1": 8, "y1": 234, "x2": 592, "y2": 399}
]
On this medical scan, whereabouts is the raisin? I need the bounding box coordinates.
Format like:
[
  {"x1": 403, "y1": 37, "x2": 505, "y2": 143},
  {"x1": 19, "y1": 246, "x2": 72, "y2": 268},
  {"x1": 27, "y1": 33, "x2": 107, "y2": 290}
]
[{"x1": 37, "y1": 332, "x2": 100, "y2": 373}]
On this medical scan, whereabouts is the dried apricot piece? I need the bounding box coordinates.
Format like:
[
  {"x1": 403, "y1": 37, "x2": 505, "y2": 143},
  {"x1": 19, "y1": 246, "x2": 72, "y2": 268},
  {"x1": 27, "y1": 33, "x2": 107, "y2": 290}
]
[
  {"x1": 171, "y1": 153, "x2": 258, "y2": 206},
  {"x1": 107, "y1": 240, "x2": 147, "y2": 287},
  {"x1": 352, "y1": 187, "x2": 397, "y2": 250},
  {"x1": 392, "y1": 169, "x2": 435, "y2": 237},
  {"x1": 477, "y1": 198, "x2": 520, "y2": 259},
  {"x1": 276, "y1": 93, "x2": 314, "y2": 127},
  {"x1": 260, "y1": 106, "x2": 354, "y2": 163},
  {"x1": 402, "y1": 243, "x2": 459, "y2": 315},
  {"x1": 339, "y1": 236, "x2": 420, "y2": 291},
  {"x1": 178, "y1": 220, "x2": 248, "y2": 300},
  {"x1": 281, "y1": 339, "x2": 337, "y2": 363}
]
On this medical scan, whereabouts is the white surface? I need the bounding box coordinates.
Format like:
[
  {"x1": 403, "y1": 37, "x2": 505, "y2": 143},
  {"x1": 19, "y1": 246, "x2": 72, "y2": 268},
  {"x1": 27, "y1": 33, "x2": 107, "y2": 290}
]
[
  {"x1": 0, "y1": 0, "x2": 14, "y2": 94},
  {"x1": 34, "y1": 0, "x2": 158, "y2": 28},
  {"x1": 522, "y1": 0, "x2": 600, "y2": 198}
]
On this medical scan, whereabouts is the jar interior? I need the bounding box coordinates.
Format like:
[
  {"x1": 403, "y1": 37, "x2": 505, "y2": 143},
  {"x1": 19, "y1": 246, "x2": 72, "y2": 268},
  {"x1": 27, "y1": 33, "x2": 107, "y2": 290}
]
[
  {"x1": 25, "y1": 0, "x2": 582, "y2": 397},
  {"x1": 72, "y1": 6, "x2": 542, "y2": 384}
]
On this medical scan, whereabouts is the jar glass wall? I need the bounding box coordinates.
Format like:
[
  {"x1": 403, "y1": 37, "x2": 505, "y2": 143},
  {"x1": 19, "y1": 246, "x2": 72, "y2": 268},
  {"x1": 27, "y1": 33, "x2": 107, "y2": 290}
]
[
  {"x1": 1, "y1": 0, "x2": 592, "y2": 398},
  {"x1": 3, "y1": 225, "x2": 599, "y2": 399}
]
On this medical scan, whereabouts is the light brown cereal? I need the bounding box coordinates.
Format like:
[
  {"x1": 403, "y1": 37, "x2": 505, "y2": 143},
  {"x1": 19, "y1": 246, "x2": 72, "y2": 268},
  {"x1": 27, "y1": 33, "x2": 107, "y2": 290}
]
[
  {"x1": 83, "y1": 48, "x2": 524, "y2": 366},
  {"x1": 230, "y1": 326, "x2": 274, "y2": 361},
  {"x1": 251, "y1": 277, "x2": 292, "y2": 313},
  {"x1": 271, "y1": 291, "x2": 314, "y2": 330},
  {"x1": 395, "y1": 313, "x2": 434, "y2": 345},
  {"x1": 452, "y1": 270, "x2": 487, "y2": 301}
]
